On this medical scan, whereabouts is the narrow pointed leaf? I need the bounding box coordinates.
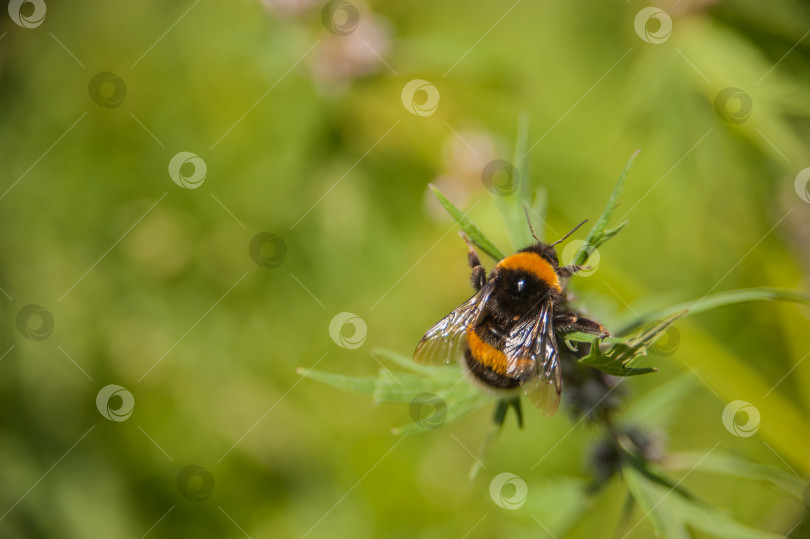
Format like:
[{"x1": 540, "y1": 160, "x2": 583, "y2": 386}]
[{"x1": 429, "y1": 184, "x2": 505, "y2": 260}]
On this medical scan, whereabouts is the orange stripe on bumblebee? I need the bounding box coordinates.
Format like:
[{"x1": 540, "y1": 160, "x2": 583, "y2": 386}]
[
  {"x1": 495, "y1": 251, "x2": 561, "y2": 291},
  {"x1": 466, "y1": 328, "x2": 533, "y2": 376}
]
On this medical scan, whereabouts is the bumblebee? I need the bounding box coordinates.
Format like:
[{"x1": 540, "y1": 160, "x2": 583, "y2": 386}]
[{"x1": 414, "y1": 218, "x2": 608, "y2": 415}]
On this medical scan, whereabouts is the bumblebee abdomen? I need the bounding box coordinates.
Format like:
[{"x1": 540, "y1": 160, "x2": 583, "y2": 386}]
[
  {"x1": 464, "y1": 347, "x2": 521, "y2": 389},
  {"x1": 464, "y1": 325, "x2": 530, "y2": 390}
]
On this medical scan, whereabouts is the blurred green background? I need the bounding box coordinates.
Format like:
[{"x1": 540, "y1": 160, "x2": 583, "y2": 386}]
[{"x1": 1, "y1": 0, "x2": 809, "y2": 537}]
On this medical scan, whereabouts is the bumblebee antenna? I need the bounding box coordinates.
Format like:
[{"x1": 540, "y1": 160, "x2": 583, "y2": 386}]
[
  {"x1": 523, "y1": 205, "x2": 542, "y2": 243},
  {"x1": 549, "y1": 219, "x2": 588, "y2": 247}
]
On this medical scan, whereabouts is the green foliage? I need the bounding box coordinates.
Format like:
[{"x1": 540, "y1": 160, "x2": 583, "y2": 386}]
[
  {"x1": 3, "y1": 2, "x2": 810, "y2": 537},
  {"x1": 300, "y1": 148, "x2": 810, "y2": 539},
  {"x1": 299, "y1": 349, "x2": 490, "y2": 434},
  {"x1": 574, "y1": 150, "x2": 639, "y2": 267},
  {"x1": 575, "y1": 311, "x2": 686, "y2": 376},
  {"x1": 429, "y1": 184, "x2": 506, "y2": 260},
  {"x1": 622, "y1": 463, "x2": 783, "y2": 539}
]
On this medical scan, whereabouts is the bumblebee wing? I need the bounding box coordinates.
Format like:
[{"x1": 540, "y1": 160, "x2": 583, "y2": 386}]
[
  {"x1": 503, "y1": 301, "x2": 561, "y2": 416},
  {"x1": 414, "y1": 283, "x2": 494, "y2": 366}
]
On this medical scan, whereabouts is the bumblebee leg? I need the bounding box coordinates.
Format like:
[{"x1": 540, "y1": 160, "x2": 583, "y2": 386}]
[
  {"x1": 558, "y1": 264, "x2": 589, "y2": 278},
  {"x1": 555, "y1": 311, "x2": 609, "y2": 337},
  {"x1": 460, "y1": 231, "x2": 486, "y2": 291}
]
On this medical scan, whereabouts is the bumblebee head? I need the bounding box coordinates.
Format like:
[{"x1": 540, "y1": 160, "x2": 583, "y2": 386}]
[{"x1": 522, "y1": 207, "x2": 587, "y2": 270}]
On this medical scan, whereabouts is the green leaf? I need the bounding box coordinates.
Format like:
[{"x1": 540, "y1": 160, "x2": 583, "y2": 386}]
[
  {"x1": 298, "y1": 354, "x2": 492, "y2": 435},
  {"x1": 295, "y1": 368, "x2": 378, "y2": 395},
  {"x1": 623, "y1": 464, "x2": 690, "y2": 539},
  {"x1": 617, "y1": 287, "x2": 810, "y2": 335},
  {"x1": 623, "y1": 462, "x2": 783, "y2": 539},
  {"x1": 562, "y1": 331, "x2": 627, "y2": 350},
  {"x1": 667, "y1": 491, "x2": 783, "y2": 539},
  {"x1": 574, "y1": 150, "x2": 640, "y2": 267},
  {"x1": 429, "y1": 184, "x2": 505, "y2": 260},
  {"x1": 666, "y1": 451, "x2": 807, "y2": 499},
  {"x1": 575, "y1": 311, "x2": 686, "y2": 376}
]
